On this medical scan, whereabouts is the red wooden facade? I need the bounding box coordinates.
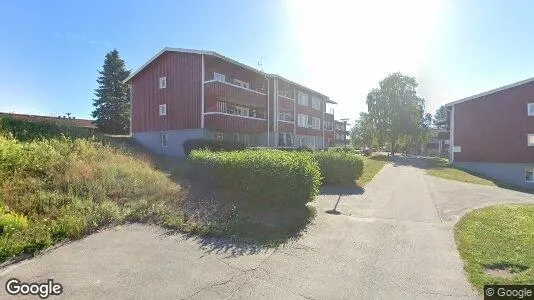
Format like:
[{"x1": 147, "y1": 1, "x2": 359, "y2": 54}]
[
  {"x1": 204, "y1": 114, "x2": 267, "y2": 133},
  {"x1": 130, "y1": 52, "x2": 202, "y2": 132},
  {"x1": 453, "y1": 80, "x2": 534, "y2": 163}
]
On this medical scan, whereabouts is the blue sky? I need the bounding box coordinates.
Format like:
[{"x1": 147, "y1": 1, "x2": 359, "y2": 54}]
[{"x1": 1, "y1": 0, "x2": 534, "y2": 123}]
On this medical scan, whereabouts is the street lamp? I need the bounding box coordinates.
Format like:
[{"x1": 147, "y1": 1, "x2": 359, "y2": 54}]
[{"x1": 340, "y1": 118, "x2": 349, "y2": 148}]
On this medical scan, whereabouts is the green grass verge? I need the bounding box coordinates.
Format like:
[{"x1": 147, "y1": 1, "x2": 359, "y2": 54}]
[
  {"x1": 426, "y1": 158, "x2": 496, "y2": 186},
  {"x1": 455, "y1": 204, "x2": 534, "y2": 291},
  {"x1": 358, "y1": 155, "x2": 390, "y2": 186}
]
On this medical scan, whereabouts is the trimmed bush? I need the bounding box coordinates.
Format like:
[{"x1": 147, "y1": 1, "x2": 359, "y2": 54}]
[
  {"x1": 188, "y1": 150, "x2": 321, "y2": 206},
  {"x1": 183, "y1": 138, "x2": 246, "y2": 156},
  {"x1": 313, "y1": 152, "x2": 364, "y2": 184}
]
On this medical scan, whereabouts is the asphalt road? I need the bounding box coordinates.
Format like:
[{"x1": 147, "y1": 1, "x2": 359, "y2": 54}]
[{"x1": 2, "y1": 157, "x2": 533, "y2": 299}]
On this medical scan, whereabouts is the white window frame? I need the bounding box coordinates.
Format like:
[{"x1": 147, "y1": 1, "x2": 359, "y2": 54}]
[
  {"x1": 312, "y1": 117, "x2": 321, "y2": 130},
  {"x1": 528, "y1": 134, "x2": 534, "y2": 146},
  {"x1": 214, "y1": 72, "x2": 226, "y2": 82},
  {"x1": 233, "y1": 79, "x2": 250, "y2": 89},
  {"x1": 299, "y1": 137, "x2": 305, "y2": 147},
  {"x1": 215, "y1": 132, "x2": 223, "y2": 140},
  {"x1": 526, "y1": 167, "x2": 534, "y2": 183},
  {"x1": 234, "y1": 133, "x2": 239, "y2": 141},
  {"x1": 528, "y1": 103, "x2": 534, "y2": 116},
  {"x1": 297, "y1": 91, "x2": 308, "y2": 106},
  {"x1": 243, "y1": 134, "x2": 250, "y2": 146},
  {"x1": 311, "y1": 96, "x2": 321, "y2": 110},
  {"x1": 159, "y1": 77, "x2": 167, "y2": 89},
  {"x1": 161, "y1": 133, "x2": 168, "y2": 148},
  {"x1": 297, "y1": 114, "x2": 308, "y2": 127},
  {"x1": 159, "y1": 104, "x2": 167, "y2": 116}
]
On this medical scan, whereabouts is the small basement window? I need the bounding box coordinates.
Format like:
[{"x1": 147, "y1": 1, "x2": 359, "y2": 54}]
[
  {"x1": 215, "y1": 132, "x2": 223, "y2": 140},
  {"x1": 234, "y1": 133, "x2": 239, "y2": 141},
  {"x1": 161, "y1": 133, "x2": 168, "y2": 148},
  {"x1": 159, "y1": 77, "x2": 167, "y2": 89},
  {"x1": 529, "y1": 103, "x2": 534, "y2": 116},
  {"x1": 159, "y1": 104, "x2": 167, "y2": 116},
  {"x1": 526, "y1": 168, "x2": 534, "y2": 183},
  {"x1": 528, "y1": 134, "x2": 534, "y2": 146}
]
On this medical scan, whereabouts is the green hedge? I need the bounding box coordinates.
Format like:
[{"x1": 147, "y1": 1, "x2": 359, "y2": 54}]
[
  {"x1": 183, "y1": 138, "x2": 246, "y2": 156},
  {"x1": 0, "y1": 117, "x2": 93, "y2": 141},
  {"x1": 188, "y1": 150, "x2": 321, "y2": 206},
  {"x1": 313, "y1": 152, "x2": 364, "y2": 184}
]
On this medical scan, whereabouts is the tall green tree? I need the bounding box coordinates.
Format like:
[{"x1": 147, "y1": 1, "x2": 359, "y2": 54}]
[
  {"x1": 92, "y1": 49, "x2": 131, "y2": 134},
  {"x1": 351, "y1": 112, "x2": 376, "y2": 148},
  {"x1": 433, "y1": 105, "x2": 448, "y2": 128},
  {"x1": 366, "y1": 73, "x2": 425, "y2": 155}
]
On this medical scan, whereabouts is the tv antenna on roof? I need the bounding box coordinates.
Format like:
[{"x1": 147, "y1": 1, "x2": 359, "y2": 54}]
[{"x1": 257, "y1": 54, "x2": 266, "y2": 73}]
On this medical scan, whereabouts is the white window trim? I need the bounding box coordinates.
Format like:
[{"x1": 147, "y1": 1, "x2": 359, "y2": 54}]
[
  {"x1": 203, "y1": 79, "x2": 266, "y2": 95},
  {"x1": 233, "y1": 79, "x2": 250, "y2": 89},
  {"x1": 312, "y1": 117, "x2": 321, "y2": 130},
  {"x1": 159, "y1": 77, "x2": 166, "y2": 89},
  {"x1": 159, "y1": 104, "x2": 167, "y2": 116},
  {"x1": 234, "y1": 133, "x2": 239, "y2": 141},
  {"x1": 161, "y1": 133, "x2": 168, "y2": 148},
  {"x1": 297, "y1": 91, "x2": 308, "y2": 106},
  {"x1": 297, "y1": 114, "x2": 308, "y2": 128},
  {"x1": 528, "y1": 103, "x2": 534, "y2": 116},
  {"x1": 528, "y1": 134, "x2": 534, "y2": 146},
  {"x1": 311, "y1": 96, "x2": 321, "y2": 110},
  {"x1": 215, "y1": 132, "x2": 223, "y2": 140},
  {"x1": 526, "y1": 167, "x2": 534, "y2": 183},
  {"x1": 214, "y1": 72, "x2": 225, "y2": 82}
]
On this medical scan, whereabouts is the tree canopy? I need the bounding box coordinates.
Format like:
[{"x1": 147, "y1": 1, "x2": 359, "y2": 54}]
[
  {"x1": 364, "y1": 73, "x2": 426, "y2": 155},
  {"x1": 433, "y1": 105, "x2": 448, "y2": 128},
  {"x1": 92, "y1": 49, "x2": 131, "y2": 134}
]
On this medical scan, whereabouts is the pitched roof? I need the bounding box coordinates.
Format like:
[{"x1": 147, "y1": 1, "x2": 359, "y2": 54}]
[
  {"x1": 123, "y1": 47, "x2": 337, "y2": 104},
  {"x1": 0, "y1": 112, "x2": 96, "y2": 129},
  {"x1": 445, "y1": 76, "x2": 534, "y2": 107}
]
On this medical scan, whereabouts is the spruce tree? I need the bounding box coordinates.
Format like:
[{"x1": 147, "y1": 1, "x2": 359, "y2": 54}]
[{"x1": 92, "y1": 49, "x2": 131, "y2": 134}]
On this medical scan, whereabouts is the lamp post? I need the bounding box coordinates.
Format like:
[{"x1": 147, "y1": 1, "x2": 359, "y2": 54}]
[{"x1": 340, "y1": 118, "x2": 349, "y2": 148}]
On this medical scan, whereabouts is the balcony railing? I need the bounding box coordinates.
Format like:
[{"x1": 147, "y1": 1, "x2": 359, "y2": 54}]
[{"x1": 204, "y1": 80, "x2": 268, "y2": 108}]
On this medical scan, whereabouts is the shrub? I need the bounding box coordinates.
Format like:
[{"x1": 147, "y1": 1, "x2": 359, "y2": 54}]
[
  {"x1": 183, "y1": 138, "x2": 246, "y2": 156},
  {"x1": 0, "y1": 117, "x2": 92, "y2": 141},
  {"x1": 0, "y1": 211, "x2": 29, "y2": 234},
  {"x1": 295, "y1": 146, "x2": 314, "y2": 152},
  {"x1": 189, "y1": 150, "x2": 321, "y2": 206},
  {"x1": 313, "y1": 152, "x2": 364, "y2": 184}
]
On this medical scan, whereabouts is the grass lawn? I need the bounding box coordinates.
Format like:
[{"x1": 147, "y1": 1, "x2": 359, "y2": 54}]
[
  {"x1": 426, "y1": 157, "x2": 496, "y2": 186},
  {"x1": 455, "y1": 204, "x2": 534, "y2": 290},
  {"x1": 358, "y1": 155, "x2": 390, "y2": 186}
]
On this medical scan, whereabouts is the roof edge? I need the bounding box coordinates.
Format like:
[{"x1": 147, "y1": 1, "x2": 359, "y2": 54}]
[
  {"x1": 267, "y1": 74, "x2": 336, "y2": 103},
  {"x1": 445, "y1": 76, "x2": 534, "y2": 107}
]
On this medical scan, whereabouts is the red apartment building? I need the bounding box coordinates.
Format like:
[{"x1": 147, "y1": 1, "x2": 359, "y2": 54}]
[
  {"x1": 445, "y1": 77, "x2": 534, "y2": 189},
  {"x1": 123, "y1": 48, "x2": 339, "y2": 157}
]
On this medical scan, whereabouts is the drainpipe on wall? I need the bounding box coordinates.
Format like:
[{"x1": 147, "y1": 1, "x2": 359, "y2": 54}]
[
  {"x1": 201, "y1": 55, "x2": 205, "y2": 130},
  {"x1": 450, "y1": 105, "x2": 455, "y2": 163},
  {"x1": 266, "y1": 75, "x2": 270, "y2": 147}
]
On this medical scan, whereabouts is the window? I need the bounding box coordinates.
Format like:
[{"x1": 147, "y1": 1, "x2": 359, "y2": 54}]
[
  {"x1": 217, "y1": 101, "x2": 227, "y2": 113},
  {"x1": 311, "y1": 117, "x2": 321, "y2": 130},
  {"x1": 314, "y1": 137, "x2": 320, "y2": 148},
  {"x1": 235, "y1": 106, "x2": 249, "y2": 117},
  {"x1": 529, "y1": 103, "x2": 534, "y2": 116},
  {"x1": 526, "y1": 168, "x2": 534, "y2": 183},
  {"x1": 214, "y1": 72, "x2": 225, "y2": 82},
  {"x1": 528, "y1": 134, "x2": 534, "y2": 146},
  {"x1": 159, "y1": 104, "x2": 167, "y2": 116},
  {"x1": 159, "y1": 77, "x2": 166, "y2": 89},
  {"x1": 286, "y1": 133, "x2": 293, "y2": 147},
  {"x1": 215, "y1": 132, "x2": 223, "y2": 140},
  {"x1": 243, "y1": 134, "x2": 250, "y2": 146},
  {"x1": 234, "y1": 133, "x2": 239, "y2": 141},
  {"x1": 297, "y1": 114, "x2": 308, "y2": 127},
  {"x1": 299, "y1": 137, "x2": 305, "y2": 147},
  {"x1": 297, "y1": 91, "x2": 308, "y2": 106},
  {"x1": 278, "y1": 133, "x2": 285, "y2": 147},
  {"x1": 279, "y1": 112, "x2": 293, "y2": 122},
  {"x1": 311, "y1": 97, "x2": 321, "y2": 110},
  {"x1": 233, "y1": 79, "x2": 250, "y2": 89},
  {"x1": 161, "y1": 133, "x2": 167, "y2": 147}
]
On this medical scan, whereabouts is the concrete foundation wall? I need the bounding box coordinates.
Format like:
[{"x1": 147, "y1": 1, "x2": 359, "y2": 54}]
[
  {"x1": 133, "y1": 129, "x2": 207, "y2": 158},
  {"x1": 454, "y1": 161, "x2": 534, "y2": 190}
]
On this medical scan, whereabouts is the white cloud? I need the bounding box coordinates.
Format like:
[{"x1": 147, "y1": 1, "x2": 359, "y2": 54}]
[{"x1": 284, "y1": 0, "x2": 449, "y2": 122}]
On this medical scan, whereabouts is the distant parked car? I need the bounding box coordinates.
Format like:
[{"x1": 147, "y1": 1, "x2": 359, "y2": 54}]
[{"x1": 361, "y1": 148, "x2": 373, "y2": 156}]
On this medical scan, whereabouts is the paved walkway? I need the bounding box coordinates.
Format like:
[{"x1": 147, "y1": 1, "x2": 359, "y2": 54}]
[{"x1": 1, "y1": 157, "x2": 533, "y2": 299}]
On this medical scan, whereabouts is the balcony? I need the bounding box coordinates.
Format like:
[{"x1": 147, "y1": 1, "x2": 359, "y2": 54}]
[
  {"x1": 204, "y1": 113, "x2": 267, "y2": 133},
  {"x1": 204, "y1": 80, "x2": 267, "y2": 108}
]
